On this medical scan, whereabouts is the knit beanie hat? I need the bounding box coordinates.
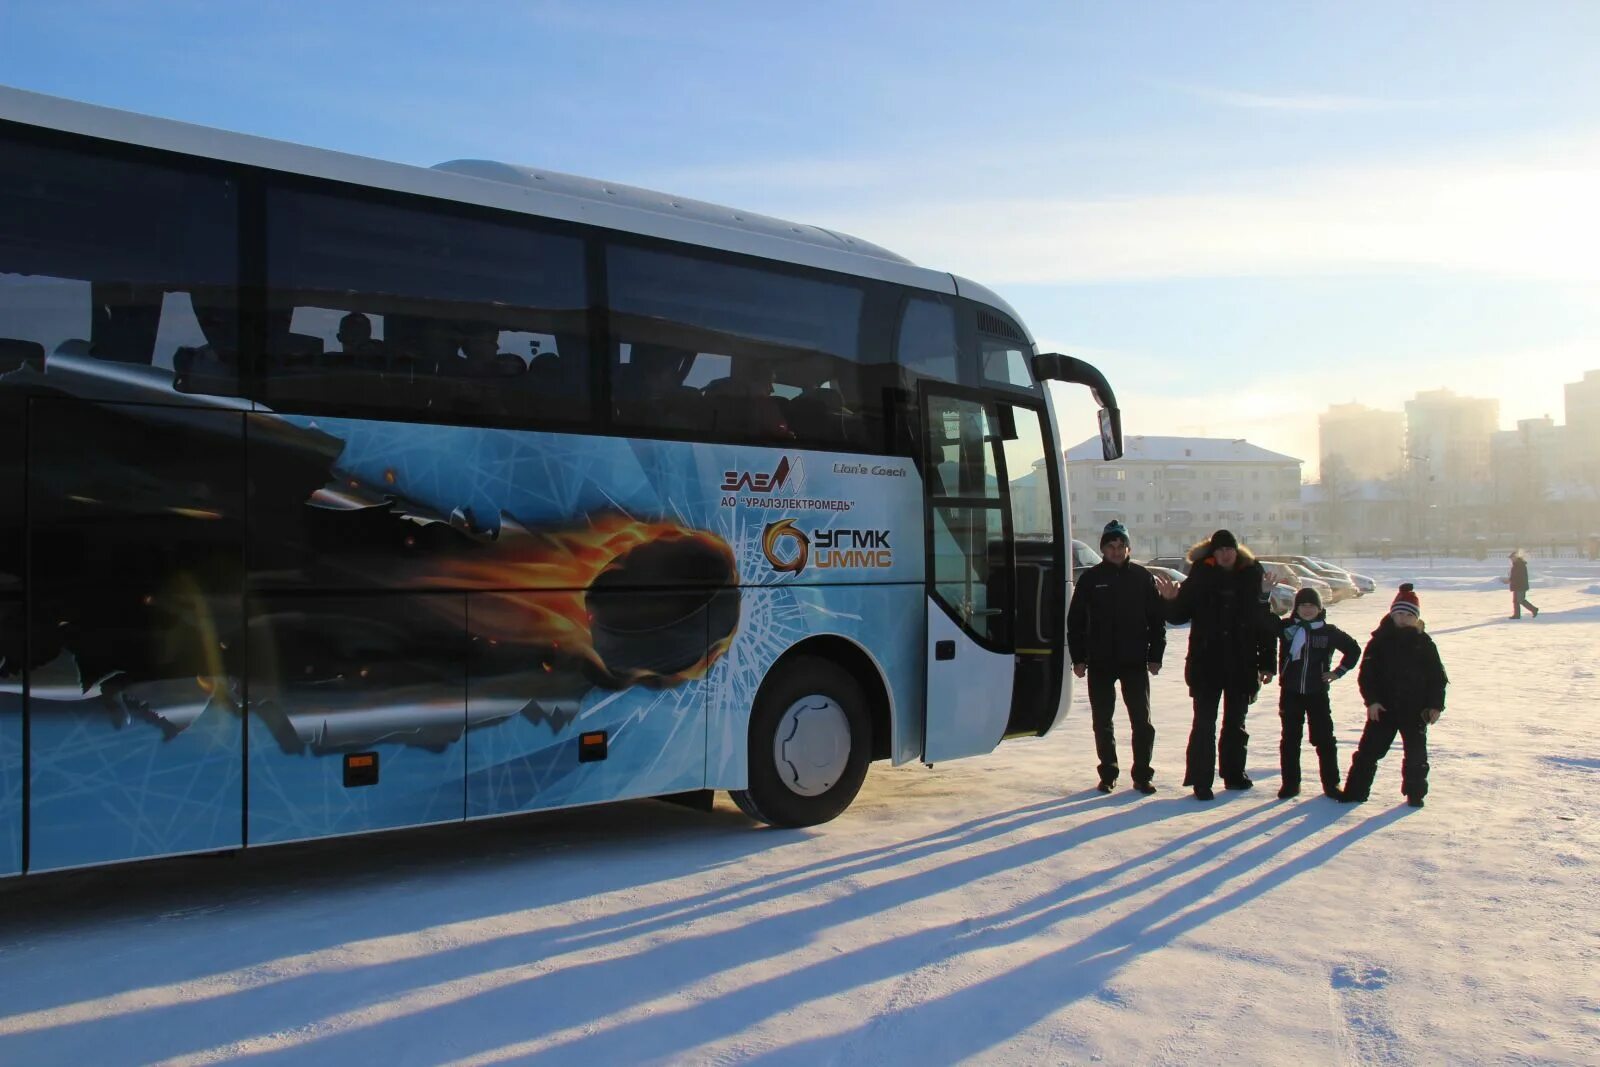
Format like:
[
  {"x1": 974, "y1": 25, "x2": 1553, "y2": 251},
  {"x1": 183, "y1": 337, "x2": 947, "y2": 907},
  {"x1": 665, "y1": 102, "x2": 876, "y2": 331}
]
[
  {"x1": 1390, "y1": 583, "x2": 1420, "y2": 616},
  {"x1": 1100, "y1": 520, "x2": 1130, "y2": 548},
  {"x1": 1294, "y1": 586, "x2": 1321, "y2": 610},
  {"x1": 1209, "y1": 529, "x2": 1238, "y2": 551}
]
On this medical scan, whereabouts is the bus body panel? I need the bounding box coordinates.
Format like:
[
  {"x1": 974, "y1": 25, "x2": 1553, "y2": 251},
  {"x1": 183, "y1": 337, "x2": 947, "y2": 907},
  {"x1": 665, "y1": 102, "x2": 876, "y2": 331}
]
[
  {"x1": 466, "y1": 652, "x2": 710, "y2": 817},
  {"x1": 25, "y1": 401, "x2": 246, "y2": 873},
  {"x1": 704, "y1": 586, "x2": 924, "y2": 790},
  {"x1": 243, "y1": 591, "x2": 469, "y2": 845},
  {"x1": 240, "y1": 411, "x2": 921, "y2": 827},
  {"x1": 922, "y1": 599, "x2": 1015, "y2": 763},
  {"x1": 0, "y1": 618, "x2": 19, "y2": 875}
]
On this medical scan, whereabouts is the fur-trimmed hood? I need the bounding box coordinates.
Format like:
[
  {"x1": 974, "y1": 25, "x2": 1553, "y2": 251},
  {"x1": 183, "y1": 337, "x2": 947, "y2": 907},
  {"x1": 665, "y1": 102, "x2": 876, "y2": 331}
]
[{"x1": 1186, "y1": 537, "x2": 1257, "y2": 570}]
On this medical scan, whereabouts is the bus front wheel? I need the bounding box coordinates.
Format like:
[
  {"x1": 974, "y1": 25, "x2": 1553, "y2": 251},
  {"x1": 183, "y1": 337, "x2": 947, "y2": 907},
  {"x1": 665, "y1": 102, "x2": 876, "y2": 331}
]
[{"x1": 731, "y1": 656, "x2": 871, "y2": 827}]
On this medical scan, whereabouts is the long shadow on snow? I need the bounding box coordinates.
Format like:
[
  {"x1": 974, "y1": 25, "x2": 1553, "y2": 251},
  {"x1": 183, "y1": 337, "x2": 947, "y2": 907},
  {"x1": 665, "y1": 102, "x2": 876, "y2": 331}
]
[
  {"x1": 497, "y1": 799, "x2": 1344, "y2": 1066},
  {"x1": 222, "y1": 795, "x2": 1304, "y2": 1065},
  {"x1": 750, "y1": 804, "x2": 1410, "y2": 1066},
  {"x1": 0, "y1": 791, "x2": 1113, "y2": 1059},
  {"x1": 1431, "y1": 604, "x2": 1600, "y2": 636}
]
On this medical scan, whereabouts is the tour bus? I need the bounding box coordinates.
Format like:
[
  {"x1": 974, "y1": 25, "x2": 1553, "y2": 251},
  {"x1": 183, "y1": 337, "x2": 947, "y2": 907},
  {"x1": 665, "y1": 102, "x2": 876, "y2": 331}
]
[{"x1": 0, "y1": 85, "x2": 1121, "y2": 876}]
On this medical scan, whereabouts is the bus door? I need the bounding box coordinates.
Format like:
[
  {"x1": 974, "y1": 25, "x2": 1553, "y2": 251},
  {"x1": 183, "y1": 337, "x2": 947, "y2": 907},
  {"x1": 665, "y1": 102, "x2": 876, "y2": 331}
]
[
  {"x1": 998, "y1": 404, "x2": 1066, "y2": 737},
  {"x1": 921, "y1": 390, "x2": 1016, "y2": 763}
]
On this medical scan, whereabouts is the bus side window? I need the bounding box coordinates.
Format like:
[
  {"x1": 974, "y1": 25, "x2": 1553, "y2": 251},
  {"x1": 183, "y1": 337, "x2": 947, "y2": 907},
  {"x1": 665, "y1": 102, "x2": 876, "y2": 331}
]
[
  {"x1": 896, "y1": 296, "x2": 958, "y2": 384},
  {"x1": 976, "y1": 307, "x2": 1036, "y2": 391},
  {"x1": 607, "y1": 244, "x2": 882, "y2": 450},
  {"x1": 260, "y1": 188, "x2": 590, "y2": 427},
  {"x1": 0, "y1": 132, "x2": 239, "y2": 400},
  {"x1": 700, "y1": 356, "x2": 794, "y2": 442},
  {"x1": 612, "y1": 341, "x2": 704, "y2": 432}
]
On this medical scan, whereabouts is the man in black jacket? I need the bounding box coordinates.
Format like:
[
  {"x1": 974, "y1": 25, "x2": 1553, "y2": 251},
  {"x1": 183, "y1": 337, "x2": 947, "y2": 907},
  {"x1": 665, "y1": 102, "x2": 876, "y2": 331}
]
[
  {"x1": 1154, "y1": 529, "x2": 1276, "y2": 800},
  {"x1": 1067, "y1": 520, "x2": 1166, "y2": 795},
  {"x1": 1276, "y1": 587, "x2": 1361, "y2": 799}
]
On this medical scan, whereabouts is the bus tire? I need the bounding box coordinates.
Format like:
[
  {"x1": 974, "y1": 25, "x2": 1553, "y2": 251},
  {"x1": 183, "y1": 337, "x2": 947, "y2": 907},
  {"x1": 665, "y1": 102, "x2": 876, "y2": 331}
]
[{"x1": 731, "y1": 656, "x2": 871, "y2": 828}]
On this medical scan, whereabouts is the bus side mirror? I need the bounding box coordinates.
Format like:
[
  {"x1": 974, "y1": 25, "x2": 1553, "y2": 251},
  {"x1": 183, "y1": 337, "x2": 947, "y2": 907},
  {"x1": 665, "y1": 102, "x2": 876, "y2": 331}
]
[
  {"x1": 1098, "y1": 407, "x2": 1122, "y2": 462},
  {"x1": 1031, "y1": 352, "x2": 1124, "y2": 460}
]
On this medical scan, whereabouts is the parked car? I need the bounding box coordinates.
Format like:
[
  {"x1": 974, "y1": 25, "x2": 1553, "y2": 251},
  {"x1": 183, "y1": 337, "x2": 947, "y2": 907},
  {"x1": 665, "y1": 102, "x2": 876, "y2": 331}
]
[
  {"x1": 1070, "y1": 539, "x2": 1102, "y2": 583},
  {"x1": 1260, "y1": 561, "x2": 1334, "y2": 605},
  {"x1": 1143, "y1": 555, "x2": 1192, "y2": 575},
  {"x1": 1347, "y1": 571, "x2": 1377, "y2": 595},
  {"x1": 1265, "y1": 580, "x2": 1297, "y2": 616},
  {"x1": 1301, "y1": 566, "x2": 1359, "y2": 603},
  {"x1": 1262, "y1": 553, "x2": 1333, "y2": 573},
  {"x1": 1144, "y1": 564, "x2": 1187, "y2": 586},
  {"x1": 1286, "y1": 563, "x2": 1339, "y2": 603},
  {"x1": 1260, "y1": 555, "x2": 1359, "y2": 602},
  {"x1": 1302, "y1": 558, "x2": 1365, "y2": 599}
]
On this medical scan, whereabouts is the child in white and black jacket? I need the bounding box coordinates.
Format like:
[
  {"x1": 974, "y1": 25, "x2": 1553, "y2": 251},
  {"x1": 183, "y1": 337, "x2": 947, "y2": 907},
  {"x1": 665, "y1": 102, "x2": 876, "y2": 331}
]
[
  {"x1": 1341, "y1": 583, "x2": 1449, "y2": 808},
  {"x1": 1276, "y1": 587, "x2": 1361, "y2": 799}
]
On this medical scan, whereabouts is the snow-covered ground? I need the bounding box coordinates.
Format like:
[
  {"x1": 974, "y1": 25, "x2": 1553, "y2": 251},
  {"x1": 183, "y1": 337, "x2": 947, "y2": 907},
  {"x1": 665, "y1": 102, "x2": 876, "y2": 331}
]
[{"x1": 1, "y1": 560, "x2": 1597, "y2": 1065}]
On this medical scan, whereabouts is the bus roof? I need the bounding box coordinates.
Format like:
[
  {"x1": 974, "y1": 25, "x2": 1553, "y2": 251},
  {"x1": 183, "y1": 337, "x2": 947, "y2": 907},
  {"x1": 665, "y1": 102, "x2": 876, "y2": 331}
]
[{"x1": 0, "y1": 84, "x2": 963, "y2": 298}]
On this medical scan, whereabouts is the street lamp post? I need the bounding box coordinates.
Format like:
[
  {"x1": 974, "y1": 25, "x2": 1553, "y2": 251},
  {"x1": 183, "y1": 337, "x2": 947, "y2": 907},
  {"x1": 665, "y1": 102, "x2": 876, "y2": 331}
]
[
  {"x1": 1405, "y1": 448, "x2": 1432, "y2": 558},
  {"x1": 1145, "y1": 474, "x2": 1167, "y2": 557}
]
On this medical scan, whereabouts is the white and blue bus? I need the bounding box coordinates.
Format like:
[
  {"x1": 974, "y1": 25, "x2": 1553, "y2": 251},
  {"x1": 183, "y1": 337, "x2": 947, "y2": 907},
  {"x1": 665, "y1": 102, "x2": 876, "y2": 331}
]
[{"x1": 0, "y1": 85, "x2": 1121, "y2": 875}]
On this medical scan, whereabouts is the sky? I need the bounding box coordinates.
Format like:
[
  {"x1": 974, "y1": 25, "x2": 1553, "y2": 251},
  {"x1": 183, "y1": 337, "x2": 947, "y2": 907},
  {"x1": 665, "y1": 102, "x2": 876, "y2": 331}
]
[{"x1": 4, "y1": 1, "x2": 1599, "y2": 477}]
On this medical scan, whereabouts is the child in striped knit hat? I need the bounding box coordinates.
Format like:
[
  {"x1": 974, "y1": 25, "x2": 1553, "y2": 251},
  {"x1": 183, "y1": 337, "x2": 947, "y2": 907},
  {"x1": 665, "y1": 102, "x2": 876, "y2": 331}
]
[{"x1": 1340, "y1": 584, "x2": 1450, "y2": 808}]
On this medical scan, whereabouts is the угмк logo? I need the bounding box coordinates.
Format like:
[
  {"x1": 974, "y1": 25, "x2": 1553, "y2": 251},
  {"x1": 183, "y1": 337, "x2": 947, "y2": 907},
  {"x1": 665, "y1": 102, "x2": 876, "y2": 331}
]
[
  {"x1": 722, "y1": 456, "x2": 793, "y2": 494},
  {"x1": 761, "y1": 519, "x2": 891, "y2": 576},
  {"x1": 762, "y1": 518, "x2": 809, "y2": 573}
]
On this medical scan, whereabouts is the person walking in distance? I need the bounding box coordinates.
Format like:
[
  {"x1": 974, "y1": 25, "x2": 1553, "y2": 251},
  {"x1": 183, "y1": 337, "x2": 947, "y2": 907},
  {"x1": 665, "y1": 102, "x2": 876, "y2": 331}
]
[
  {"x1": 1067, "y1": 520, "x2": 1166, "y2": 796},
  {"x1": 1504, "y1": 549, "x2": 1538, "y2": 619},
  {"x1": 1275, "y1": 587, "x2": 1360, "y2": 800},
  {"x1": 1341, "y1": 584, "x2": 1449, "y2": 808},
  {"x1": 1153, "y1": 530, "x2": 1275, "y2": 801}
]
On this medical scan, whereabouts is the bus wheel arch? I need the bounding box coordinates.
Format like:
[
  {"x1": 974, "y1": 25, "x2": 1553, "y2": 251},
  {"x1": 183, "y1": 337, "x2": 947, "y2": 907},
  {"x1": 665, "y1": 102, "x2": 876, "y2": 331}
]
[
  {"x1": 730, "y1": 637, "x2": 887, "y2": 827},
  {"x1": 779, "y1": 635, "x2": 891, "y2": 761}
]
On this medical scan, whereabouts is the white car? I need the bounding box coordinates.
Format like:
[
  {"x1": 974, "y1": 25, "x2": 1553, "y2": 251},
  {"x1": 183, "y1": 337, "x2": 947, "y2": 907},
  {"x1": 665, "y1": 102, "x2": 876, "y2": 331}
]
[
  {"x1": 1144, "y1": 565, "x2": 1187, "y2": 586},
  {"x1": 1261, "y1": 555, "x2": 1359, "y2": 602},
  {"x1": 1261, "y1": 562, "x2": 1334, "y2": 606},
  {"x1": 1265, "y1": 581, "x2": 1297, "y2": 616}
]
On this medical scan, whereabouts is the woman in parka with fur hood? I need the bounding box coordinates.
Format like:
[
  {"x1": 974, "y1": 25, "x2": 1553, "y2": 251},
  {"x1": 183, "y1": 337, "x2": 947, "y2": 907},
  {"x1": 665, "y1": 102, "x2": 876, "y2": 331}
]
[{"x1": 1153, "y1": 529, "x2": 1277, "y2": 800}]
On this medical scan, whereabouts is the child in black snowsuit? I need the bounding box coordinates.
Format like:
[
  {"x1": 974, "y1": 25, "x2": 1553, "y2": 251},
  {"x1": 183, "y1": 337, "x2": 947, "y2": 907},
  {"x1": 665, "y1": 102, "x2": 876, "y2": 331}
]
[
  {"x1": 1276, "y1": 587, "x2": 1361, "y2": 799},
  {"x1": 1342, "y1": 584, "x2": 1449, "y2": 808}
]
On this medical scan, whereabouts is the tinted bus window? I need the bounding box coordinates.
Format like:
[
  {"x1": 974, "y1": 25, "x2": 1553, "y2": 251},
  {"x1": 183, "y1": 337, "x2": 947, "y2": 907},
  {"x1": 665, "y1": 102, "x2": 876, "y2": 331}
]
[
  {"x1": 262, "y1": 188, "x2": 589, "y2": 425},
  {"x1": 0, "y1": 132, "x2": 239, "y2": 398},
  {"x1": 896, "y1": 296, "x2": 958, "y2": 383},
  {"x1": 976, "y1": 307, "x2": 1035, "y2": 391},
  {"x1": 607, "y1": 245, "x2": 879, "y2": 450}
]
